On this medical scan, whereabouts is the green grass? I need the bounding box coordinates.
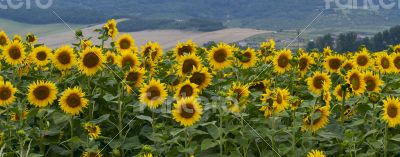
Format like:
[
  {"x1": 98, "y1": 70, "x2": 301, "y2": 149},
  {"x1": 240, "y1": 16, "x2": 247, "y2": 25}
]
[{"x1": 0, "y1": 18, "x2": 87, "y2": 37}]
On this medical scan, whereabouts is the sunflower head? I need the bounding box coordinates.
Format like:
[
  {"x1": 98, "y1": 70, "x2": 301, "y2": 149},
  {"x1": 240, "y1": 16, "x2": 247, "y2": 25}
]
[
  {"x1": 12, "y1": 35, "x2": 22, "y2": 42},
  {"x1": 10, "y1": 109, "x2": 28, "y2": 121},
  {"x1": 25, "y1": 33, "x2": 37, "y2": 44},
  {"x1": 227, "y1": 82, "x2": 250, "y2": 113},
  {"x1": 172, "y1": 97, "x2": 203, "y2": 127},
  {"x1": 307, "y1": 72, "x2": 332, "y2": 95},
  {"x1": 382, "y1": 97, "x2": 400, "y2": 128},
  {"x1": 323, "y1": 54, "x2": 344, "y2": 73},
  {"x1": 208, "y1": 43, "x2": 233, "y2": 70},
  {"x1": 391, "y1": 53, "x2": 400, "y2": 72},
  {"x1": 52, "y1": 45, "x2": 76, "y2": 71},
  {"x1": 177, "y1": 53, "x2": 202, "y2": 76},
  {"x1": 80, "y1": 40, "x2": 93, "y2": 50},
  {"x1": 0, "y1": 81, "x2": 17, "y2": 106},
  {"x1": 83, "y1": 122, "x2": 101, "y2": 139},
  {"x1": 27, "y1": 80, "x2": 58, "y2": 108},
  {"x1": 0, "y1": 31, "x2": 9, "y2": 48},
  {"x1": 342, "y1": 60, "x2": 354, "y2": 72},
  {"x1": 124, "y1": 68, "x2": 146, "y2": 93},
  {"x1": 116, "y1": 34, "x2": 135, "y2": 52},
  {"x1": 139, "y1": 79, "x2": 167, "y2": 109},
  {"x1": 249, "y1": 80, "x2": 271, "y2": 92},
  {"x1": 79, "y1": 47, "x2": 105, "y2": 76},
  {"x1": 117, "y1": 51, "x2": 139, "y2": 70},
  {"x1": 259, "y1": 39, "x2": 275, "y2": 57},
  {"x1": 189, "y1": 66, "x2": 212, "y2": 90},
  {"x1": 307, "y1": 150, "x2": 326, "y2": 157},
  {"x1": 104, "y1": 19, "x2": 119, "y2": 39},
  {"x1": 141, "y1": 41, "x2": 163, "y2": 62},
  {"x1": 363, "y1": 71, "x2": 383, "y2": 92},
  {"x1": 260, "y1": 89, "x2": 275, "y2": 117},
  {"x1": 31, "y1": 46, "x2": 52, "y2": 67},
  {"x1": 353, "y1": 49, "x2": 371, "y2": 69},
  {"x1": 174, "y1": 40, "x2": 197, "y2": 60},
  {"x1": 323, "y1": 46, "x2": 332, "y2": 56},
  {"x1": 82, "y1": 150, "x2": 103, "y2": 157},
  {"x1": 237, "y1": 48, "x2": 258, "y2": 69},
  {"x1": 375, "y1": 52, "x2": 393, "y2": 73},
  {"x1": 3, "y1": 41, "x2": 26, "y2": 66},
  {"x1": 333, "y1": 85, "x2": 350, "y2": 101},
  {"x1": 302, "y1": 105, "x2": 330, "y2": 132},
  {"x1": 346, "y1": 69, "x2": 366, "y2": 96},
  {"x1": 273, "y1": 49, "x2": 292, "y2": 74},
  {"x1": 59, "y1": 87, "x2": 89, "y2": 115},
  {"x1": 298, "y1": 53, "x2": 315, "y2": 74},
  {"x1": 175, "y1": 80, "x2": 199, "y2": 100},
  {"x1": 105, "y1": 51, "x2": 117, "y2": 64},
  {"x1": 272, "y1": 88, "x2": 290, "y2": 112}
]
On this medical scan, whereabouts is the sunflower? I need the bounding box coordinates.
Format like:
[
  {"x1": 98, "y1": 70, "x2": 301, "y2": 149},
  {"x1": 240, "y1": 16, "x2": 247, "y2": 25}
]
[
  {"x1": 175, "y1": 80, "x2": 199, "y2": 100},
  {"x1": 323, "y1": 47, "x2": 332, "y2": 56},
  {"x1": 82, "y1": 150, "x2": 103, "y2": 157},
  {"x1": 2, "y1": 41, "x2": 26, "y2": 65},
  {"x1": 138, "y1": 153, "x2": 154, "y2": 157},
  {"x1": 0, "y1": 31, "x2": 9, "y2": 48},
  {"x1": 333, "y1": 85, "x2": 350, "y2": 101},
  {"x1": 322, "y1": 82, "x2": 331, "y2": 107},
  {"x1": 139, "y1": 79, "x2": 167, "y2": 109},
  {"x1": 208, "y1": 43, "x2": 233, "y2": 70},
  {"x1": 12, "y1": 35, "x2": 22, "y2": 42},
  {"x1": 105, "y1": 51, "x2": 117, "y2": 64},
  {"x1": 141, "y1": 41, "x2": 163, "y2": 62},
  {"x1": 227, "y1": 82, "x2": 250, "y2": 113},
  {"x1": 83, "y1": 122, "x2": 101, "y2": 139},
  {"x1": 25, "y1": 33, "x2": 37, "y2": 44},
  {"x1": 307, "y1": 72, "x2": 332, "y2": 95},
  {"x1": 323, "y1": 54, "x2": 343, "y2": 73},
  {"x1": 382, "y1": 97, "x2": 400, "y2": 128},
  {"x1": 353, "y1": 49, "x2": 371, "y2": 69},
  {"x1": 290, "y1": 96, "x2": 303, "y2": 111},
  {"x1": 375, "y1": 52, "x2": 393, "y2": 73},
  {"x1": 189, "y1": 66, "x2": 213, "y2": 90},
  {"x1": 0, "y1": 81, "x2": 17, "y2": 106},
  {"x1": 272, "y1": 88, "x2": 290, "y2": 112},
  {"x1": 10, "y1": 109, "x2": 28, "y2": 121},
  {"x1": 27, "y1": 80, "x2": 58, "y2": 108},
  {"x1": 116, "y1": 34, "x2": 135, "y2": 52},
  {"x1": 117, "y1": 51, "x2": 139, "y2": 69},
  {"x1": 249, "y1": 80, "x2": 271, "y2": 93},
  {"x1": 237, "y1": 48, "x2": 258, "y2": 69},
  {"x1": 172, "y1": 97, "x2": 203, "y2": 127},
  {"x1": 80, "y1": 40, "x2": 93, "y2": 50},
  {"x1": 394, "y1": 44, "x2": 400, "y2": 53},
  {"x1": 272, "y1": 49, "x2": 292, "y2": 74},
  {"x1": 307, "y1": 150, "x2": 326, "y2": 157},
  {"x1": 346, "y1": 70, "x2": 366, "y2": 96},
  {"x1": 391, "y1": 53, "x2": 400, "y2": 73},
  {"x1": 31, "y1": 46, "x2": 52, "y2": 67},
  {"x1": 298, "y1": 53, "x2": 315, "y2": 75},
  {"x1": 259, "y1": 39, "x2": 275, "y2": 60},
  {"x1": 363, "y1": 71, "x2": 383, "y2": 92},
  {"x1": 124, "y1": 68, "x2": 146, "y2": 93},
  {"x1": 59, "y1": 87, "x2": 89, "y2": 115},
  {"x1": 104, "y1": 19, "x2": 119, "y2": 39},
  {"x1": 52, "y1": 45, "x2": 76, "y2": 71},
  {"x1": 177, "y1": 53, "x2": 202, "y2": 76},
  {"x1": 342, "y1": 60, "x2": 354, "y2": 72},
  {"x1": 302, "y1": 105, "x2": 330, "y2": 132},
  {"x1": 174, "y1": 40, "x2": 197, "y2": 60},
  {"x1": 79, "y1": 47, "x2": 105, "y2": 76},
  {"x1": 260, "y1": 89, "x2": 275, "y2": 117}
]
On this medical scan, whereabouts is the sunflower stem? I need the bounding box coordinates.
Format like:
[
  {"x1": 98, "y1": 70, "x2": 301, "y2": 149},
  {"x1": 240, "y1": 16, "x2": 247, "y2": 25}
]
[
  {"x1": 69, "y1": 117, "x2": 74, "y2": 157},
  {"x1": 384, "y1": 125, "x2": 388, "y2": 157},
  {"x1": 218, "y1": 105, "x2": 224, "y2": 156},
  {"x1": 291, "y1": 110, "x2": 296, "y2": 154}
]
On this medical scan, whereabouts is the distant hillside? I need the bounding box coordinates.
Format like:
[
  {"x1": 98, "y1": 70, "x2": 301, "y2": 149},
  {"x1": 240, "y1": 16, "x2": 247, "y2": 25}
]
[{"x1": 1, "y1": 0, "x2": 400, "y2": 31}]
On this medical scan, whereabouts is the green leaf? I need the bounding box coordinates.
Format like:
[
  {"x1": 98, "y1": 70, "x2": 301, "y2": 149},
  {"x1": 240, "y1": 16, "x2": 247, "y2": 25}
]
[
  {"x1": 103, "y1": 93, "x2": 118, "y2": 101},
  {"x1": 201, "y1": 139, "x2": 218, "y2": 151},
  {"x1": 136, "y1": 115, "x2": 153, "y2": 123},
  {"x1": 89, "y1": 114, "x2": 110, "y2": 124},
  {"x1": 207, "y1": 125, "x2": 220, "y2": 139},
  {"x1": 390, "y1": 134, "x2": 400, "y2": 142}
]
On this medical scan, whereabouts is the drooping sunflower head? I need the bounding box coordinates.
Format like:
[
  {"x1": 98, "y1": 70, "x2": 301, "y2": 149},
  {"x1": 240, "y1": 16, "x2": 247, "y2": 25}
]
[
  {"x1": 290, "y1": 96, "x2": 303, "y2": 111},
  {"x1": 139, "y1": 79, "x2": 167, "y2": 109},
  {"x1": 333, "y1": 85, "x2": 350, "y2": 101},
  {"x1": 141, "y1": 41, "x2": 163, "y2": 62},
  {"x1": 249, "y1": 80, "x2": 271, "y2": 93},
  {"x1": 342, "y1": 60, "x2": 354, "y2": 72},
  {"x1": 227, "y1": 82, "x2": 250, "y2": 113},
  {"x1": 363, "y1": 71, "x2": 383, "y2": 92},
  {"x1": 323, "y1": 46, "x2": 332, "y2": 56},
  {"x1": 302, "y1": 105, "x2": 330, "y2": 132},
  {"x1": 124, "y1": 68, "x2": 146, "y2": 93},
  {"x1": 52, "y1": 45, "x2": 76, "y2": 71},
  {"x1": 307, "y1": 72, "x2": 332, "y2": 95},
  {"x1": 259, "y1": 39, "x2": 275, "y2": 57},
  {"x1": 105, "y1": 51, "x2": 117, "y2": 64},
  {"x1": 189, "y1": 66, "x2": 212, "y2": 90},
  {"x1": 353, "y1": 49, "x2": 371, "y2": 69},
  {"x1": 382, "y1": 97, "x2": 400, "y2": 128},
  {"x1": 3, "y1": 41, "x2": 26, "y2": 66},
  {"x1": 104, "y1": 19, "x2": 119, "y2": 39},
  {"x1": 346, "y1": 69, "x2": 366, "y2": 96},
  {"x1": 273, "y1": 49, "x2": 292, "y2": 74},
  {"x1": 0, "y1": 81, "x2": 17, "y2": 106},
  {"x1": 80, "y1": 40, "x2": 93, "y2": 50},
  {"x1": 0, "y1": 31, "x2": 9, "y2": 48},
  {"x1": 82, "y1": 150, "x2": 103, "y2": 157},
  {"x1": 27, "y1": 80, "x2": 58, "y2": 108},
  {"x1": 116, "y1": 34, "x2": 135, "y2": 52},
  {"x1": 375, "y1": 52, "x2": 393, "y2": 73},
  {"x1": 393, "y1": 44, "x2": 400, "y2": 54},
  {"x1": 117, "y1": 51, "x2": 139, "y2": 70},
  {"x1": 59, "y1": 87, "x2": 89, "y2": 115},
  {"x1": 172, "y1": 97, "x2": 203, "y2": 127},
  {"x1": 260, "y1": 89, "x2": 275, "y2": 118},
  {"x1": 391, "y1": 53, "x2": 400, "y2": 73},
  {"x1": 12, "y1": 35, "x2": 22, "y2": 42},
  {"x1": 83, "y1": 122, "x2": 101, "y2": 139},
  {"x1": 272, "y1": 88, "x2": 290, "y2": 112},
  {"x1": 237, "y1": 48, "x2": 258, "y2": 69},
  {"x1": 175, "y1": 80, "x2": 199, "y2": 100},
  {"x1": 323, "y1": 54, "x2": 344, "y2": 73},
  {"x1": 174, "y1": 40, "x2": 197, "y2": 60},
  {"x1": 321, "y1": 82, "x2": 332, "y2": 107},
  {"x1": 31, "y1": 46, "x2": 52, "y2": 67},
  {"x1": 306, "y1": 149, "x2": 326, "y2": 157},
  {"x1": 178, "y1": 53, "x2": 202, "y2": 76},
  {"x1": 25, "y1": 33, "x2": 37, "y2": 44},
  {"x1": 208, "y1": 43, "x2": 233, "y2": 70},
  {"x1": 10, "y1": 109, "x2": 28, "y2": 121},
  {"x1": 79, "y1": 47, "x2": 105, "y2": 76},
  {"x1": 298, "y1": 53, "x2": 315, "y2": 74}
]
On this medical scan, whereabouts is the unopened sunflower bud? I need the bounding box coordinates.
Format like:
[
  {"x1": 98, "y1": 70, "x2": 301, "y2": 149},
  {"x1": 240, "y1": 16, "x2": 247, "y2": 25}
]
[{"x1": 368, "y1": 92, "x2": 380, "y2": 103}]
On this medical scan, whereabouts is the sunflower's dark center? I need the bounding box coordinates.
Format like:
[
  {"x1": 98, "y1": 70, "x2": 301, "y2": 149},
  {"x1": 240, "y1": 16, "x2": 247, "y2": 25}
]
[
  {"x1": 86, "y1": 125, "x2": 97, "y2": 133},
  {"x1": 388, "y1": 104, "x2": 398, "y2": 118},
  {"x1": 178, "y1": 45, "x2": 193, "y2": 56},
  {"x1": 122, "y1": 57, "x2": 135, "y2": 68},
  {"x1": 9, "y1": 46, "x2": 21, "y2": 59},
  {"x1": 233, "y1": 89, "x2": 243, "y2": 100},
  {"x1": 0, "y1": 87, "x2": 11, "y2": 100},
  {"x1": 107, "y1": 55, "x2": 114, "y2": 63},
  {"x1": 182, "y1": 59, "x2": 197, "y2": 74},
  {"x1": 180, "y1": 103, "x2": 195, "y2": 118},
  {"x1": 126, "y1": 72, "x2": 139, "y2": 83},
  {"x1": 66, "y1": 93, "x2": 82, "y2": 108},
  {"x1": 365, "y1": 76, "x2": 376, "y2": 91},
  {"x1": 190, "y1": 72, "x2": 205, "y2": 87},
  {"x1": 88, "y1": 152, "x2": 99, "y2": 157},
  {"x1": 172, "y1": 78, "x2": 180, "y2": 86},
  {"x1": 213, "y1": 49, "x2": 227, "y2": 63},
  {"x1": 151, "y1": 49, "x2": 159, "y2": 60},
  {"x1": 276, "y1": 93, "x2": 283, "y2": 104},
  {"x1": 337, "y1": 88, "x2": 343, "y2": 97},
  {"x1": 27, "y1": 36, "x2": 35, "y2": 43},
  {"x1": 241, "y1": 52, "x2": 252, "y2": 63},
  {"x1": 343, "y1": 63, "x2": 353, "y2": 71},
  {"x1": 357, "y1": 56, "x2": 368, "y2": 66},
  {"x1": 277, "y1": 55, "x2": 289, "y2": 68},
  {"x1": 381, "y1": 57, "x2": 390, "y2": 69},
  {"x1": 146, "y1": 87, "x2": 161, "y2": 100},
  {"x1": 250, "y1": 83, "x2": 265, "y2": 92},
  {"x1": 119, "y1": 39, "x2": 131, "y2": 49},
  {"x1": 394, "y1": 57, "x2": 400, "y2": 69},
  {"x1": 312, "y1": 110, "x2": 322, "y2": 125},
  {"x1": 83, "y1": 52, "x2": 100, "y2": 68},
  {"x1": 328, "y1": 58, "x2": 341, "y2": 70},
  {"x1": 313, "y1": 76, "x2": 324, "y2": 89},
  {"x1": 0, "y1": 36, "x2": 7, "y2": 46},
  {"x1": 58, "y1": 51, "x2": 71, "y2": 65},
  {"x1": 33, "y1": 86, "x2": 50, "y2": 100},
  {"x1": 179, "y1": 85, "x2": 194, "y2": 98},
  {"x1": 36, "y1": 51, "x2": 47, "y2": 61},
  {"x1": 299, "y1": 58, "x2": 308, "y2": 71},
  {"x1": 143, "y1": 47, "x2": 152, "y2": 58},
  {"x1": 350, "y1": 74, "x2": 361, "y2": 90}
]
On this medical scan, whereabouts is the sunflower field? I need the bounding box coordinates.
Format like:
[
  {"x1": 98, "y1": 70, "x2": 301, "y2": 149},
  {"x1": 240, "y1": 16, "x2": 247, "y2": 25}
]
[{"x1": 1, "y1": 19, "x2": 400, "y2": 157}]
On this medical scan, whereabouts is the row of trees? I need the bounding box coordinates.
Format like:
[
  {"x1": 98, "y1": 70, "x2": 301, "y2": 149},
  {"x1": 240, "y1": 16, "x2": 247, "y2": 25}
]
[{"x1": 306, "y1": 26, "x2": 400, "y2": 53}]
